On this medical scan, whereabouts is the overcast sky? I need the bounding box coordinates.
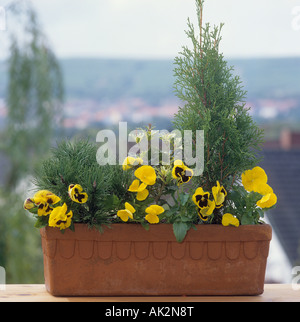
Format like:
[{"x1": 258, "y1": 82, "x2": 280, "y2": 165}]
[{"x1": 1, "y1": 0, "x2": 300, "y2": 59}]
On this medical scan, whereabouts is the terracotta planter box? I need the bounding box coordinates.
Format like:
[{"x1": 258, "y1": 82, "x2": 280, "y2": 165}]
[{"x1": 40, "y1": 223, "x2": 272, "y2": 296}]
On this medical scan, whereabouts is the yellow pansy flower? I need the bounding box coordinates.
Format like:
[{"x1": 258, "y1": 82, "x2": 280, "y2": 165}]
[
  {"x1": 241, "y1": 166, "x2": 268, "y2": 192},
  {"x1": 32, "y1": 190, "x2": 61, "y2": 217},
  {"x1": 254, "y1": 183, "x2": 273, "y2": 195},
  {"x1": 117, "y1": 202, "x2": 136, "y2": 222},
  {"x1": 136, "y1": 189, "x2": 149, "y2": 201},
  {"x1": 172, "y1": 160, "x2": 193, "y2": 185},
  {"x1": 212, "y1": 181, "x2": 227, "y2": 208},
  {"x1": 68, "y1": 184, "x2": 88, "y2": 203},
  {"x1": 257, "y1": 192, "x2": 277, "y2": 209},
  {"x1": 222, "y1": 213, "x2": 239, "y2": 227},
  {"x1": 197, "y1": 208, "x2": 209, "y2": 221},
  {"x1": 33, "y1": 190, "x2": 61, "y2": 206},
  {"x1": 145, "y1": 205, "x2": 164, "y2": 224},
  {"x1": 48, "y1": 203, "x2": 73, "y2": 230},
  {"x1": 37, "y1": 202, "x2": 53, "y2": 217},
  {"x1": 197, "y1": 199, "x2": 215, "y2": 220},
  {"x1": 128, "y1": 179, "x2": 149, "y2": 201},
  {"x1": 134, "y1": 165, "x2": 156, "y2": 186},
  {"x1": 122, "y1": 156, "x2": 136, "y2": 170},
  {"x1": 128, "y1": 179, "x2": 147, "y2": 192},
  {"x1": 192, "y1": 187, "x2": 210, "y2": 208},
  {"x1": 122, "y1": 156, "x2": 143, "y2": 170}
]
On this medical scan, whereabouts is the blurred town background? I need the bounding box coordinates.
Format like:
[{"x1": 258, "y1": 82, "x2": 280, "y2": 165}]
[{"x1": 0, "y1": 0, "x2": 299, "y2": 284}]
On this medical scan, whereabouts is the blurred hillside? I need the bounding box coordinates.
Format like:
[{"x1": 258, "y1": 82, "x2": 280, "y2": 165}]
[
  {"x1": 63, "y1": 57, "x2": 300, "y2": 102},
  {"x1": 0, "y1": 57, "x2": 300, "y2": 137},
  {"x1": 1, "y1": 57, "x2": 299, "y2": 99}
]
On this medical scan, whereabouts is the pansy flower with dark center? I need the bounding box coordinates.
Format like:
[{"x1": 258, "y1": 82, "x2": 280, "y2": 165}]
[
  {"x1": 37, "y1": 202, "x2": 53, "y2": 216},
  {"x1": 212, "y1": 181, "x2": 227, "y2": 208},
  {"x1": 193, "y1": 186, "x2": 216, "y2": 222},
  {"x1": 68, "y1": 184, "x2": 88, "y2": 204},
  {"x1": 33, "y1": 190, "x2": 61, "y2": 205},
  {"x1": 197, "y1": 207, "x2": 208, "y2": 221},
  {"x1": 31, "y1": 190, "x2": 61, "y2": 216},
  {"x1": 172, "y1": 160, "x2": 193, "y2": 185},
  {"x1": 49, "y1": 203, "x2": 73, "y2": 230},
  {"x1": 192, "y1": 187, "x2": 210, "y2": 209},
  {"x1": 197, "y1": 199, "x2": 215, "y2": 220}
]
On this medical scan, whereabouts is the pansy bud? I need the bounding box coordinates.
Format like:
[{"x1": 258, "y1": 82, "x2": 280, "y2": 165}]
[{"x1": 23, "y1": 198, "x2": 35, "y2": 210}]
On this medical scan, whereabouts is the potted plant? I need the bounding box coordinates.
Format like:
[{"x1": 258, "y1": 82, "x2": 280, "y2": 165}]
[{"x1": 23, "y1": 0, "x2": 275, "y2": 296}]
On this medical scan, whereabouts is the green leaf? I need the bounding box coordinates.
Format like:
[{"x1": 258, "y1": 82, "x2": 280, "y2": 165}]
[
  {"x1": 26, "y1": 206, "x2": 39, "y2": 215},
  {"x1": 164, "y1": 207, "x2": 178, "y2": 219},
  {"x1": 162, "y1": 203, "x2": 170, "y2": 211},
  {"x1": 141, "y1": 222, "x2": 150, "y2": 231},
  {"x1": 104, "y1": 194, "x2": 120, "y2": 208},
  {"x1": 34, "y1": 216, "x2": 48, "y2": 229},
  {"x1": 241, "y1": 215, "x2": 255, "y2": 225},
  {"x1": 180, "y1": 215, "x2": 192, "y2": 222},
  {"x1": 257, "y1": 208, "x2": 264, "y2": 218},
  {"x1": 69, "y1": 221, "x2": 75, "y2": 232},
  {"x1": 179, "y1": 193, "x2": 190, "y2": 206},
  {"x1": 228, "y1": 189, "x2": 242, "y2": 208},
  {"x1": 173, "y1": 222, "x2": 190, "y2": 243}
]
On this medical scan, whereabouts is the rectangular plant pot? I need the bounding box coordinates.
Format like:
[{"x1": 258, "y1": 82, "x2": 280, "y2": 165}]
[{"x1": 40, "y1": 223, "x2": 272, "y2": 296}]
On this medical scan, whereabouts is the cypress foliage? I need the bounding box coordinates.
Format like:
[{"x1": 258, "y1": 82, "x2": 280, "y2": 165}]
[{"x1": 173, "y1": 0, "x2": 263, "y2": 192}]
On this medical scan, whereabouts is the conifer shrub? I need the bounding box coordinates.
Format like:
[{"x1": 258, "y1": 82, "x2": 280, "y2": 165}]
[{"x1": 173, "y1": 0, "x2": 264, "y2": 193}]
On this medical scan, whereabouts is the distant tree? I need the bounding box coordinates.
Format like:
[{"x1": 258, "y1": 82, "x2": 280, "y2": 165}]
[
  {"x1": 0, "y1": 1, "x2": 64, "y2": 283},
  {"x1": 4, "y1": 1, "x2": 64, "y2": 188}
]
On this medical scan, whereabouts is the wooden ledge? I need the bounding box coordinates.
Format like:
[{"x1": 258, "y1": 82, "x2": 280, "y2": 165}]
[{"x1": 0, "y1": 284, "x2": 299, "y2": 302}]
